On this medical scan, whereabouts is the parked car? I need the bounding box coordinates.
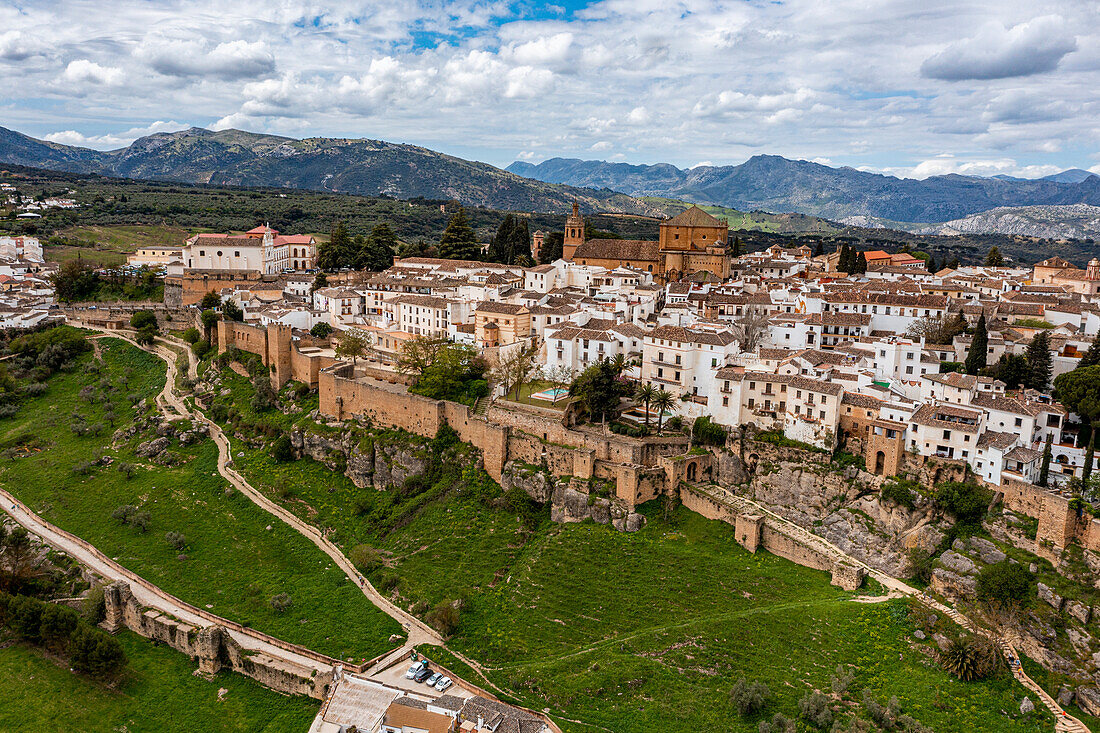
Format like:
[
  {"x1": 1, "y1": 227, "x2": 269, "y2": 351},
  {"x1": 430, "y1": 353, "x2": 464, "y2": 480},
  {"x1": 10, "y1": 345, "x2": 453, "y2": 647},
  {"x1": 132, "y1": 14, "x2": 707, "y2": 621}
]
[
  {"x1": 405, "y1": 661, "x2": 426, "y2": 680},
  {"x1": 434, "y1": 676, "x2": 452, "y2": 692},
  {"x1": 426, "y1": 672, "x2": 442, "y2": 686},
  {"x1": 413, "y1": 666, "x2": 434, "y2": 683}
]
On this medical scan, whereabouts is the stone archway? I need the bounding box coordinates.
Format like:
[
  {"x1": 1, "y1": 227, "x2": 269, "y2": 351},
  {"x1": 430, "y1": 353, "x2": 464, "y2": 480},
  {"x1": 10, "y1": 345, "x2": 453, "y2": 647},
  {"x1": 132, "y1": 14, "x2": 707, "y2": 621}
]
[
  {"x1": 874, "y1": 451, "x2": 886, "y2": 475},
  {"x1": 687, "y1": 461, "x2": 698, "y2": 482}
]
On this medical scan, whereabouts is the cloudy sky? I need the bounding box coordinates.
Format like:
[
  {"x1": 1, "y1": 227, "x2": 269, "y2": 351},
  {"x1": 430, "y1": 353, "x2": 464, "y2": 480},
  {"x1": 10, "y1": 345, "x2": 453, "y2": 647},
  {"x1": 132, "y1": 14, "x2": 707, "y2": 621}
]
[{"x1": 1, "y1": 0, "x2": 1097, "y2": 178}]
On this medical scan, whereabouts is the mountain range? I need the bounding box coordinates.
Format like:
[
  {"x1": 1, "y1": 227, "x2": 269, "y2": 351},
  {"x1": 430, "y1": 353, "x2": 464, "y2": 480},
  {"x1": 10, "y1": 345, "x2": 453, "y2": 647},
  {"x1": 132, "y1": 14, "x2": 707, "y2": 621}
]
[
  {"x1": 0, "y1": 126, "x2": 659, "y2": 217},
  {"x1": 506, "y1": 156, "x2": 1100, "y2": 224},
  {"x1": 918, "y1": 204, "x2": 1100, "y2": 240}
]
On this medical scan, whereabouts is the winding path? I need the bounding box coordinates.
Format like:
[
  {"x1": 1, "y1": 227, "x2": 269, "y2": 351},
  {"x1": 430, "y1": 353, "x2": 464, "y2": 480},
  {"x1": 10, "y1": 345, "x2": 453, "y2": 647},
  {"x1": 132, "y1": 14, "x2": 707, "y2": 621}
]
[{"x1": 698, "y1": 483, "x2": 1090, "y2": 732}]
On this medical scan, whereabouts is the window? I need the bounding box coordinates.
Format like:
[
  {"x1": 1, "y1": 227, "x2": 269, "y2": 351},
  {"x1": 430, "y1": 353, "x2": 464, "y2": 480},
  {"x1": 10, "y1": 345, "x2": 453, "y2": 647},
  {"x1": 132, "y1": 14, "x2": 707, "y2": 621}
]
[
  {"x1": 199, "y1": 250, "x2": 205, "y2": 256},
  {"x1": 657, "y1": 368, "x2": 664, "y2": 378},
  {"x1": 674, "y1": 371, "x2": 681, "y2": 381},
  {"x1": 722, "y1": 396, "x2": 729, "y2": 407},
  {"x1": 1015, "y1": 418, "x2": 1022, "y2": 427},
  {"x1": 943, "y1": 429, "x2": 951, "y2": 439},
  {"x1": 711, "y1": 358, "x2": 717, "y2": 368},
  {"x1": 748, "y1": 398, "x2": 754, "y2": 408},
  {"x1": 217, "y1": 250, "x2": 223, "y2": 257}
]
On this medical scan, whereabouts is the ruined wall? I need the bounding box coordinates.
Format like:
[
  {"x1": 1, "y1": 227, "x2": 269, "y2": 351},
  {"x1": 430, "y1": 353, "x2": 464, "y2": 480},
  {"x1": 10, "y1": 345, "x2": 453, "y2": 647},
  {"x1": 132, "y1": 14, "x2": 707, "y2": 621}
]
[{"x1": 103, "y1": 581, "x2": 332, "y2": 699}]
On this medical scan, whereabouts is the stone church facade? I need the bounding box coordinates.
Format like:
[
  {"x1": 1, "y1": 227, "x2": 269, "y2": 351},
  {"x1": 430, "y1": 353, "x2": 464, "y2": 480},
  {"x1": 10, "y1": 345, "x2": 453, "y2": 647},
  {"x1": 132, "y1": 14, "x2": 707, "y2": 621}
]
[{"x1": 562, "y1": 202, "x2": 731, "y2": 281}]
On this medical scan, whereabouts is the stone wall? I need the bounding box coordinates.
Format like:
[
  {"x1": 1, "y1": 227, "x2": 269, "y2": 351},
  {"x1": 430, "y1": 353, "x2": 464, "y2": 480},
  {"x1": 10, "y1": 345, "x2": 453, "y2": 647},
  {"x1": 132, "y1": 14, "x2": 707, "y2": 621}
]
[{"x1": 103, "y1": 581, "x2": 333, "y2": 699}]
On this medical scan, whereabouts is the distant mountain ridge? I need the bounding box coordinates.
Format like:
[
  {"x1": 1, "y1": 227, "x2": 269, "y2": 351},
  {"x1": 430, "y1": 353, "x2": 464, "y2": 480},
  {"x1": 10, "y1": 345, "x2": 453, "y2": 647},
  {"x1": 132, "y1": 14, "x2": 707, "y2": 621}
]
[
  {"x1": 507, "y1": 156, "x2": 1100, "y2": 223},
  {"x1": 918, "y1": 204, "x2": 1100, "y2": 240},
  {"x1": 0, "y1": 126, "x2": 661, "y2": 216}
]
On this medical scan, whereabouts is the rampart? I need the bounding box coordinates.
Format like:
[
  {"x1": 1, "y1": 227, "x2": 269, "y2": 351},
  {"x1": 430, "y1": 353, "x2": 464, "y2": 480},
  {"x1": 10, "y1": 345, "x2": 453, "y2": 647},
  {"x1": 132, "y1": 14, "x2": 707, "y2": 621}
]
[
  {"x1": 680, "y1": 483, "x2": 865, "y2": 590},
  {"x1": 103, "y1": 580, "x2": 332, "y2": 698}
]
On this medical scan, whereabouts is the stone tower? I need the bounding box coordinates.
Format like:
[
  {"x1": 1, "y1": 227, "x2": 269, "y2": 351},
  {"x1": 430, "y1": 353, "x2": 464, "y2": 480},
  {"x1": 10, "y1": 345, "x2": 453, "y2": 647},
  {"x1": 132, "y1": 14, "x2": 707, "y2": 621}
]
[
  {"x1": 1087, "y1": 258, "x2": 1100, "y2": 281},
  {"x1": 562, "y1": 201, "x2": 584, "y2": 261}
]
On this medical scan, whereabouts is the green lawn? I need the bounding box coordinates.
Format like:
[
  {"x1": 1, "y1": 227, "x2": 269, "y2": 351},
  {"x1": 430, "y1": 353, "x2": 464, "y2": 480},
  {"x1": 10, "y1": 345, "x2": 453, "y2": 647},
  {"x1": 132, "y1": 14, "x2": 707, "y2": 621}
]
[
  {"x1": 0, "y1": 630, "x2": 318, "y2": 732},
  {"x1": 0, "y1": 337, "x2": 402, "y2": 662}
]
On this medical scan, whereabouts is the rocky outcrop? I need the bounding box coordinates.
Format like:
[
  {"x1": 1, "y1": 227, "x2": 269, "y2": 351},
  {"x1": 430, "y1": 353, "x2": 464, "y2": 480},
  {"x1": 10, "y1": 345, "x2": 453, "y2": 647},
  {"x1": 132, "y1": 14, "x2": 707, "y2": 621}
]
[
  {"x1": 501, "y1": 461, "x2": 555, "y2": 503},
  {"x1": 550, "y1": 485, "x2": 644, "y2": 533},
  {"x1": 718, "y1": 449, "x2": 941, "y2": 576},
  {"x1": 288, "y1": 429, "x2": 429, "y2": 490},
  {"x1": 371, "y1": 443, "x2": 429, "y2": 490}
]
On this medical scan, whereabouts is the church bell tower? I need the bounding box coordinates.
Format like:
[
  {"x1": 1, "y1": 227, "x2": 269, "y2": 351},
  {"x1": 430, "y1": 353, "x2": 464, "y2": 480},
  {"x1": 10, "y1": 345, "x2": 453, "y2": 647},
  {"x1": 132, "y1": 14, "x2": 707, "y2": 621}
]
[{"x1": 563, "y1": 200, "x2": 584, "y2": 261}]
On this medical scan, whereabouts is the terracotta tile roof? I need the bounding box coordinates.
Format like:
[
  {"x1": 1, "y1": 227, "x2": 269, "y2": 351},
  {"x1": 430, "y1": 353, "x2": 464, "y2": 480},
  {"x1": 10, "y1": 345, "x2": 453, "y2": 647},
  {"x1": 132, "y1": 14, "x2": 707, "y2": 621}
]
[
  {"x1": 664, "y1": 205, "x2": 724, "y2": 227},
  {"x1": 572, "y1": 239, "x2": 659, "y2": 261}
]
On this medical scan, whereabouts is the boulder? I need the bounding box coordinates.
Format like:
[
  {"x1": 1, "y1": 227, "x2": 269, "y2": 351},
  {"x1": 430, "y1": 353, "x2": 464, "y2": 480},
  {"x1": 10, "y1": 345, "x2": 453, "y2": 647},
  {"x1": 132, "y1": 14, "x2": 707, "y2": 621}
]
[
  {"x1": 501, "y1": 462, "x2": 555, "y2": 503},
  {"x1": 135, "y1": 436, "x2": 170, "y2": 457},
  {"x1": 969, "y1": 537, "x2": 1007, "y2": 565},
  {"x1": 1058, "y1": 687, "x2": 1074, "y2": 707},
  {"x1": 1076, "y1": 687, "x2": 1100, "y2": 717},
  {"x1": 1066, "y1": 600, "x2": 1092, "y2": 625},
  {"x1": 1037, "y1": 582, "x2": 1064, "y2": 610},
  {"x1": 1019, "y1": 697, "x2": 1034, "y2": 714},
  {"x1": 913, "y1": 630, "x2": 927, "y2": 640},
  {"x1": 939, "y1": 550, "x2": 978, "y2": 575},
  {"x1": 932, "y1": 633, "x2": 952, "y2": 652},
  {"x1": 930, "y1": 568, "x2": 977, "y2": 599},
  {"x1": 1068, "y1": 627, "x2": 1093, "y2": 656}
]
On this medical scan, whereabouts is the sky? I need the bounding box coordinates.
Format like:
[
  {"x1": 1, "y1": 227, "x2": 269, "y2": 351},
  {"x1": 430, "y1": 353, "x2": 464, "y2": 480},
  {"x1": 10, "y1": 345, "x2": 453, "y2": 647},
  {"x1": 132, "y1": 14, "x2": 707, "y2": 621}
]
[{"x1": 1, "y1": 0, "x2": 1098, "y2": 179}]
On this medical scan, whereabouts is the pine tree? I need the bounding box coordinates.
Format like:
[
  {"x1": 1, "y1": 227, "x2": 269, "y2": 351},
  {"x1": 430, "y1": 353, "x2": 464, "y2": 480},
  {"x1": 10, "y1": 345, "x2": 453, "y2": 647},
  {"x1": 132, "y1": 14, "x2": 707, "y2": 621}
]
[
  {"x1": 947, "y1": 257, "x2": 960, "y2": 270},
  {"x1": 1079, "y1": 338, "x2": 1100, "y2": 368},
  {"x1": 438, "y1": 206, "x2": 480, "y2": 260},
  {"x1": 965, "y1": 314, "x2": 988, "y2": 375},
  {"x1": 984, "y1": 246, "x2": 1004, "y2": 267},
  {"x1": 813, "y1": 240, "x2": 823, "y2": 257},
  {"x1": 1038, "y1": 434, "x2": 1052, "y2": 487},
  {"x1": 358, "y1": 223, "x2": 397, "y2": 271},
  {"x1": 1024, "y1": 331, "x2": 1053, "y2": 390}
]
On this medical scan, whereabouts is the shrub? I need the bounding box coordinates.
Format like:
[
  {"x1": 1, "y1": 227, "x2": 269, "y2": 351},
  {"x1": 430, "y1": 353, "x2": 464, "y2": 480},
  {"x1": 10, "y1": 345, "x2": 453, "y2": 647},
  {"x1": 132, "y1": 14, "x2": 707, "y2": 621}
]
[
  {"x1": 181, "y1": 327, "x2": 201, "y2": 344},
  {"x1": 426, "y1": 601, "x2": 460, "y2": 636},
  {"x1": 39, "y1": 604, "x2": 80, "y2": 651},
  {"x1": 692, "y1": 415, "x2": 728, "y2": 447},
  {"x1": 830, "y1": 665, "x2": 854, "y2": 696},
  {"x1": 111, "y1": 504, "x2": 136, "y2": 524},
  {"x1": 132, "y1": 510, "x2": 151, "y2": 533},
  {"x1": 192, "y1": 339, "x2": 212, "y2": 359},
  {"x1": 82, "y1": 584, "x2": 105, "y2": 624},
  {"x1": 270, "y1": 593, "x2": 293, "y2": 613},
  {"x1": 117, "y1": 462, "x2": 135, "y2": 479},
  {"x1": 375, "y1": 572, "x2": 400, "y2": 593},
  {"x1": 72, "y1": 460, "x2": 94, "y2": 475},
  {"x1": 165, "y1": 531, "x2": 187, "y2": 550},
  {"x1": 939, "y1": 635, "x2": 1001, "y2": 681},
  {"x1": 862, "y1": 690, "x2": 901, "y2": 729},
  {"x1": 935, "y1": 481, "x2": 992, "y2": 526},
  {"x1": 69, "y1": 624, "x2": 126, "y2": 679},
  {"x1": 906, "y1": 547, "x2": 935, "y2": 585},
  {"x1": 758, "y1": 713, "x2": 794, "y2": 733},
  {"x1": 129, "y1": 310, "x2": 157, "y2": 331},
  {"x1": 310, "y1": 322, "x2": 333, "y2": 338},
  {"x1": 976, "y1": 561, "x2": 1034, "y2": 612},
  {"x1": 350, "y1": 545, "x2": 382, "y2": 574},
  {"x1": 880, "y1": 478, "x2": 916, "y2": 508},
  {"x1": 729, "y1": 678, "x2": 770, "y2": 716},
  {"x1": 270, "y1": 435, "x2": 294, "y2": 463},
  {"x1": 797, "y1": 691, "x2": 833, "y2": 728}
]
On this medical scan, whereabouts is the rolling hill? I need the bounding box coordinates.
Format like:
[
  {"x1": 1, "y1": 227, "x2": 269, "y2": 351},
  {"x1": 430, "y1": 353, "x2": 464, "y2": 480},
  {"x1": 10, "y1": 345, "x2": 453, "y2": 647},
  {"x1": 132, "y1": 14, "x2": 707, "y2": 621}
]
[
  {"x1": 0, "y1": 126, "x2": 659, "y2": 217},
  {"x1": 507, "y1": 156, "x2": 1100, "y2": 223}
]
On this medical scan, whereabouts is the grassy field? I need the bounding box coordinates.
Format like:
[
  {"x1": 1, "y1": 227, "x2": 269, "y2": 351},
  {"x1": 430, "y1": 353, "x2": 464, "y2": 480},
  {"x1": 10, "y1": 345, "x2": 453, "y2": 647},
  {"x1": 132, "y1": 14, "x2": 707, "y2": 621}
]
[
  {"x1": 0, "y1": 337, "x2": 402, "y2": 661},
  {"x1": 0, "y1": 630, "x2": 318, "y2": 732},
  {"x1": 198, "y1": 365, "x2": 1050, "y2": 732}
]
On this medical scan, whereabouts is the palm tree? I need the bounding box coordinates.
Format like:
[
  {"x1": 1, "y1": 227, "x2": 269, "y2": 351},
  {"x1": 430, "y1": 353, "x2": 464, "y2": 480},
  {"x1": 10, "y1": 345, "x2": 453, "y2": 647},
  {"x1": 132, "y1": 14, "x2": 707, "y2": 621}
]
[
  {"x1": 610, "y1": 353, "x2": 626, "y2": 377},
  {"x1": 651, "y1": 389, "x2": 675, "y2": 435},
  {"x1": 634, "y1": 383, "x2": 656, "y2": 428}
]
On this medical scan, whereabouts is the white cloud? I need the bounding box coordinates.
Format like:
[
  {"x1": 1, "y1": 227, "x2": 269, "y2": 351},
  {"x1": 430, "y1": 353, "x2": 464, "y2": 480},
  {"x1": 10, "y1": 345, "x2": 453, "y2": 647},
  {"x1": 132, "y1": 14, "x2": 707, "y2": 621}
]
[
  {"x1": 44, "y1": 120, "x2": 188, "y2": 148},
  {"x1": 921, "y1": 16, "x2": 1077, "y2": 81},
  {"x1": 901, "y1": 155, "x2": 1064, "y2": 180},
  {"x1": 137, "y1": 38, "x2": 275, "y2": 81},
  {"x1": 0, "y1": 31, "x2": 41, "y2": 61},
  {"x1": 505, "y1": 33, "x2": 573, "y2": 66},
  {"x1": 60, "y1": 59, "x2": 123, "y2": 85}
]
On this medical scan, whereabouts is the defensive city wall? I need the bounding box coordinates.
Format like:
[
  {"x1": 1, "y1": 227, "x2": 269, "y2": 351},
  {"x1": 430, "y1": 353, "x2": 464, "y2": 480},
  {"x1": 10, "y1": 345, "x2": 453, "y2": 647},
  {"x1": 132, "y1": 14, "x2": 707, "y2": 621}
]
[{"x1": 217, "y1": 322, "x2": 1098, "y2": 563}]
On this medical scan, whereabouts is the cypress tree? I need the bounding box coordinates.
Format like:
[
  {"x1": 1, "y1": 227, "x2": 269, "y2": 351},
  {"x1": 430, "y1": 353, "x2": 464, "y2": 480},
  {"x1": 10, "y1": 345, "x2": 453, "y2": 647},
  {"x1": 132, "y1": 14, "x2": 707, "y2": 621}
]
[
  {"x1": 965, "y1": 314, "x2": 988, "y2": 375},
  {"x1": 438, "y1": 206, "x2": 480, "y2": 260},
  {"x1": 358, "y1": 223, "x2": 397, "y2": 271},
  {"x1": 488, "y1": 214, "x2": 516, "y2": 263},
  {"x1": 813, "y1": 240, "x2": 823, "y2": 257},
  {"x1": 1024, "y1": 331, "x2": 1053, "y2": 390},
  {"x1": 1083, "y1": 433, "x2": 1095, "y2": 488},
  {"x1": 1038, "y1": 434, "x2": 1052, "y2": 487},
  {"x1": 510, "y1": 217, "x2": 531, "y2": 264},
  {"x1": 855, "y1": 251, "x2": 867, "y2": 274},
  {"x1": 984, "y1": 246, "x2": 1004, "y2": 267}
]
